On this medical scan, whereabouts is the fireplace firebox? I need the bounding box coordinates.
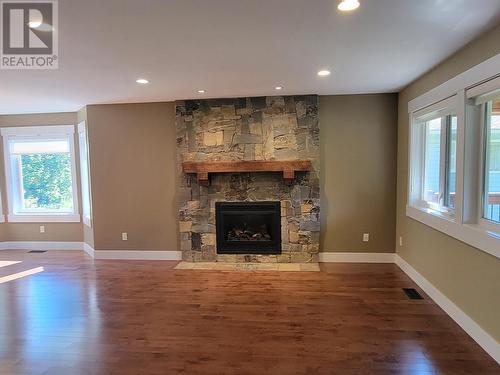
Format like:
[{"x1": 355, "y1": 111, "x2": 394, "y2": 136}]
[{"x1": 215, "y1": 201, "x2": 281, "y2": 254}]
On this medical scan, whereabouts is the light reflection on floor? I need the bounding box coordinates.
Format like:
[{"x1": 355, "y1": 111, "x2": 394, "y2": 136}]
[
  {"x1": 0, "y1": 260, "x2": 21, "y2": 268},
  {"x1": 403, "y1": 354, "x2": 437, "y2": 375},
  {"x1": 0, "y1": 266, "x2": 44, "y2": 284},
  {"x1": 20, "y1": 272, "x2": 101, "y2": 364},
  {"x1": 0, "y1": 254, "x2": 102, "y2": 372}
]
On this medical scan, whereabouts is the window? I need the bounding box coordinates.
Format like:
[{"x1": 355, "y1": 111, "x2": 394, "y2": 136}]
[
  {"x1": 1, "y1": 125, "x2": 79, "y2": 222},
  {"x1": 465, "y1": 79, "x2": 500, "y2": 235},
  {"x1": 482, "y1": 97, "x2": 500, "y2": 225},
  {"x1": 423, "y1": 117, "x2": 442, "y2": 205},
  {"x1": 407, "y1": 63, "x2": 500, "y2": 260},
  {"x1": 409, "y1": 97, "x2": 457, "y2": 217},
  {"x1": 78, "y1": 121, "x2": 92, "y2": 227}
]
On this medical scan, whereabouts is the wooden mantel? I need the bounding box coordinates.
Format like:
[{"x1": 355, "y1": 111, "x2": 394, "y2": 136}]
[{"x1": 182, "y1": 160, "x2": 312, "y2": 185}]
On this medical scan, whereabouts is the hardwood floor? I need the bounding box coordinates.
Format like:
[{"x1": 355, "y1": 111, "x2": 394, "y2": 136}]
[{"x1": 0, "y1": 250, "x2": 497, "y2": 375}]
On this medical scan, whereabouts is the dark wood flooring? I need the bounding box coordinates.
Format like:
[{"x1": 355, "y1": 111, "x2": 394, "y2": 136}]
[{"x1": 0, "y1": 250, "x2": 497, "y2": 375}]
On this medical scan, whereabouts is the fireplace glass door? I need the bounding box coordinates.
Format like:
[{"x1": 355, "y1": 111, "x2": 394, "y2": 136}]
[{"x1": 215, "y1": 201, "x2": 281, "y2": 254}]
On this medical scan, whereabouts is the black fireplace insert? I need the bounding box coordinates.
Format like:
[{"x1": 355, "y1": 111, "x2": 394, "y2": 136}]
[{"x1": 215, "y1": 201, "x2": 281, "y2": 254}]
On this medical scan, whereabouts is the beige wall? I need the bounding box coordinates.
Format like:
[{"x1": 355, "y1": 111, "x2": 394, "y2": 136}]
[
  {"x1": 397, "y1": 24, "x2": 500, "y2": 340},
  {"x1": 86, "y1": 102, "x2": 178, "y2": 251},
  {"x1": 320, "y1": 94, "x2": 398, "y2": 253},
  {"x1": 0, "y1": 112, "x2": 83, "y2": 242},
  {"x1": 87, "y1": 97, "x2": 398, "y2": 254},
  {"x1": 0, "y1": 97, "x2": 399, "y2": 252}
]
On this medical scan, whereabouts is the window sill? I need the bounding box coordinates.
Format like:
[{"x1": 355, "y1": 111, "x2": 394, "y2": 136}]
[
  {"x1": 7, "y1": 214, "x2": 81, "y2": 223},
  {"x1": 414, "y1": 204, "x2": 456, "y2": 221},
  {"x1": 406, "y1": 205, "x2": 500, "y2": 259}
]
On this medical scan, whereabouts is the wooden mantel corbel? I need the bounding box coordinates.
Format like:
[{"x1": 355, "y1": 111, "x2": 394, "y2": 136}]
[{"x1": 182, "y1": 160, "x2": 312, "y2": 186}]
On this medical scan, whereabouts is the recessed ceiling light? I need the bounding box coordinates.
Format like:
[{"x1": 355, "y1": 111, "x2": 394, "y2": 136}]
[
  {"x1": 275, "y1": 86, "x2": 283, "y2": 90},
  {"x1": 338, "y1": 0, "x2": 360, "y2": 12},
  {"x1": 136, "y1": 78, "x2": 149, "y2": 84},
  {"x1": 317, "y1": 70, "x2": 331, "y2": 77},
  {"x1": 197, "y1": 89, "x2": 206, "y2": 94}
]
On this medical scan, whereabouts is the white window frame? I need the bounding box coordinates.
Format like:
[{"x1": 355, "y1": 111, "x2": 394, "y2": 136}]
[
  {"x1": 78, "y1": 121, "x2": 92, "y2": 227},
  {"x1": 468, "y1": 77, "x2": 500, "y2": 234},
  {"x1": 0, "y1": 189, "x2": 4, "y2": 223},
  {"x1": 409, "y1": 96, "x2": 457, "y2": 219},
  {"x1": 0, "y1": 125, "x2": 80, "y2": 223},
  {"x1": 407, "y1": 52, "x2": 500, "y2": 260}
]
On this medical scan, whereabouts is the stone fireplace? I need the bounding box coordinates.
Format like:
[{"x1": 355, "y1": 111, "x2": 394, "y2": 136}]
[{"x1": 175, "y1": 95, "x2": 320, "y2": 263}]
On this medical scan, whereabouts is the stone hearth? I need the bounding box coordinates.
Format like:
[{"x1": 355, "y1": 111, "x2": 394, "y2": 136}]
[{"x1": 175, "y1": 95, "x2": 320, "y2": 262}]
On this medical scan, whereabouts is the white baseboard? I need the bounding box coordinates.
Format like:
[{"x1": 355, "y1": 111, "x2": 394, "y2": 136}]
[
  {"x1": 0, "y1": 241, "x2": 83, "y2": 251},
  {"x1": 319, "y1": 252, "x2": 396, "y2": 263},
  {"x1": 93, "y1": 250, "x2": 182, "y2": 260},
  {"x1": 395, "y1": 255, "x2": 500, "y2": 364},
  {"x1": 0, "y1": 241, "x2": 181, "y2": 261}
]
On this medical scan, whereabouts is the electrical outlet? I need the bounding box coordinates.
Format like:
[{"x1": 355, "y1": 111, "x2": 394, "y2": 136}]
[
  {"x1": 121, "y1": 232, "x2": 128, "y2": 241},
  {"x1": 362, "y1": 233, "x2": 369, "y2": 242},
  {"x1": 39, "y1": 225, "x2": 45, "y2": 233},
  {"x1": 399, "y1": 236, "x2": 403, "y2": 247}
]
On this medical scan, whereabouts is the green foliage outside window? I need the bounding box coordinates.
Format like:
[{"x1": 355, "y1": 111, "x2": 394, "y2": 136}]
[{"x1": 21, "y1": 153, "x2": 73, "y2": 210}]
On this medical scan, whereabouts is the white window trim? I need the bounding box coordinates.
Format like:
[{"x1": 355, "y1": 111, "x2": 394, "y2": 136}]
[
  {"x1": 407, "y1": 53, "x2": 500, "y2": 260},
  {"x1": 82, "y1": 215, "x2": 92, "y2": 227},
  {"x1": 78, "y1": 121, "x2": 92, "y2": 228},
  {"x1": 473, "y1": 89, "x2": 500, "y2": 235},
  {"x1": 406, "y1": 205, "x2": 500, "y2": 257},
  {"x1": 408, "y1": 53, "x2": 500, "y2": 113},
  {"x1": 0, "y1": 125, "x2": 80, "y2": 223},
  {"x1": 0, "y1": 176, "x2": 5, "y2": 223},
  {"x1": 8, "y1": 213, "x2": 81, "y2": 223},
  {"x1": 409, "y1": 96, "x2": 458, "y2": 218},
  {"x1": 0, "y1": 181, "x2": 4, "y2": 223}
]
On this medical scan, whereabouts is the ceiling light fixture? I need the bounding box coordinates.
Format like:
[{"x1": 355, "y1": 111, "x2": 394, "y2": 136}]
[
  {"x1": 136, "y1": 78, "x2": 149, "y2": 84},
  {"x1": 317, "y1": 70, "x2": 331, "y2": 77},
  {"x1": 275, "y1": 86, "x2": 283, "y2": 90},
  {"x1": 337, "y1": 0, "x2": 360, "y2": 12},
  {"x1": 197, "y1": 89, "x2": 206, "y2": 94}
]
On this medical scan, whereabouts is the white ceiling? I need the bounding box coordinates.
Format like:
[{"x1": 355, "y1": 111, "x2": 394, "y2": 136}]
[{"x1": 1, "y1": 0, "x2": 499, "y2": 115}]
